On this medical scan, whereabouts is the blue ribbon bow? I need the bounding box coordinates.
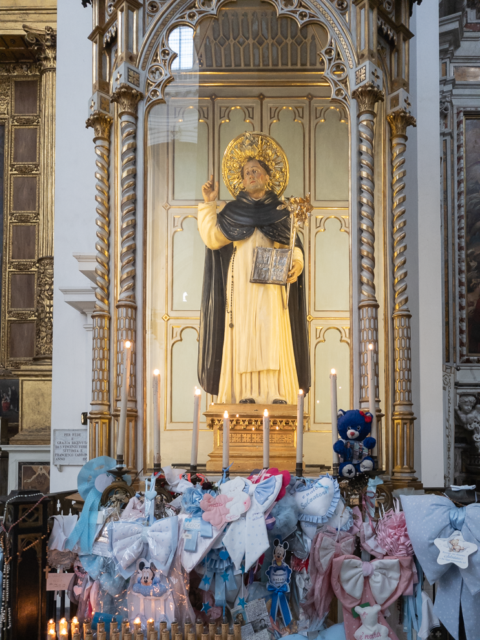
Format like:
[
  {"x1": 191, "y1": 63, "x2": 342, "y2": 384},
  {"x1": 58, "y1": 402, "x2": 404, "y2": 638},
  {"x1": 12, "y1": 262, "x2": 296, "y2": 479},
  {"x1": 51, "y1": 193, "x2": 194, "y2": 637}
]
[
  {"x1": 199, "y1": 548, "x2": 237, "y2": 606},
  {"x1": 267, "y1": 583, "x2": 292, "y2": 626},
  {"x1": 402, "y1": 494, "x2": 480, "y2": 640},
  {"x1": 182, "y1": 487, "x2": 215, "y2": 552},
  {"x1": 65, "y1": 456, "x2": 128, "y2": 555}
]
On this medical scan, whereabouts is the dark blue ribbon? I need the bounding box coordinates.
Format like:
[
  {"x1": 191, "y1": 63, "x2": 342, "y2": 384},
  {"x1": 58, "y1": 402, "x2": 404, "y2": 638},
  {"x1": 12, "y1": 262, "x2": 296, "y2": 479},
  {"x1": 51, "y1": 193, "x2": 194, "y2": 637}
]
[{"x1": 267, "y1": 584, "x2": 292, "y2": 626}]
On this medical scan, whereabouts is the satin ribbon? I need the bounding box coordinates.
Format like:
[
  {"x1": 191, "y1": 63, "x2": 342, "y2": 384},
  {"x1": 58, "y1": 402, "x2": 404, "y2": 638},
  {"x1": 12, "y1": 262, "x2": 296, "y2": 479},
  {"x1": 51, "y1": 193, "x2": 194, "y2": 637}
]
[
  {"x1": 403, "y1": 558, "x2": 424, "y2": 640},
  {"x1": 65, "y1": 456, "x2": 130, "y2": 555},
  {"x1": 182, "y1": 487, "x2": 214, "y2": 552},
  {"x1": 144, "y1": 476, "x2": 157, "y2": 525},
  {"x1": 401, "y1": 494, "x2": 480, "y2": 640},
  {"x1": 267, "y1": 583, "x2": 292, "y2": 626},
  {"x1": 111, "y1": 515, "x2": 178, "y2": 578},
  {"x1": 199, "y1": 548, "x2": 237, "y2": 606}
]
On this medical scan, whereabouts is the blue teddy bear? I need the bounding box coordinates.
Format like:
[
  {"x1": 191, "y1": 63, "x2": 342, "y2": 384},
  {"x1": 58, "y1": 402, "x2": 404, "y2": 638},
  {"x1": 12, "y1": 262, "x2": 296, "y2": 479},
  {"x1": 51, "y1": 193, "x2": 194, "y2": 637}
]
[{"x1": 333, "y1": 409, "x2": 376, "y2": 478}]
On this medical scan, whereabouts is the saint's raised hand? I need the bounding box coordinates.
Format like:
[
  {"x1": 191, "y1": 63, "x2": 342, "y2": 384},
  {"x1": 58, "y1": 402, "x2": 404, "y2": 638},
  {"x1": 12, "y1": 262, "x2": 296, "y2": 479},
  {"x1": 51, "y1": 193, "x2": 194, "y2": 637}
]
[
  {"x1": 287, "y1": 260, "x2": 303, "y2": 284},
  {"x1": 202, "y1": 175, "x2": 219, "y2": 203}
]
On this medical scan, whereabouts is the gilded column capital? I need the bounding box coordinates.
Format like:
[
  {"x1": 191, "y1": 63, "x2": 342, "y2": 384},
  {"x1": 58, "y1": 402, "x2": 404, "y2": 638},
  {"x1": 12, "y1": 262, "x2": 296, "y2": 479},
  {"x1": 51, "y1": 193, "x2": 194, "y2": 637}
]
[
  {"x1": 86, "y1": 111, "x2": 113, "y2": 140},
  {"x1": 23, "y1": 25, "x2": 57, "y2": 72},
  {"x1": 387, "y1": 109, "x2": 417, "y2": 138},
  {"x1": 352, "y1": 82, "x2": 385, "y2": 114},
  {"x1": 111, "y1": 83, "x2": 143, "y2": 117}
]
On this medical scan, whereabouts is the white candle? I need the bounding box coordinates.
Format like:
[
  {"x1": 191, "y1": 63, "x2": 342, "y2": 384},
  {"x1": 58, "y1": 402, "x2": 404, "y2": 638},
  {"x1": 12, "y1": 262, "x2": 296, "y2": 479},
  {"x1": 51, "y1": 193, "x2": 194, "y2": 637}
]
[
  {"x1": 117, "y1": 340, "x2": 132, "y2": 460},
  {"x1": 296, "y1": 390, "x2": 304, "y2": 465},
  {"x1": 153, "y1": 370, "x2": 161, "y2": 467},
  {"x1": 330, "y1": 369, "x2": 339, "y2": 465},
  {"x1": 223, "y1": 411, "x2": 230, "y2": 469},
  {"x1": 263, "y1": 409, "x2": 270, "y2": 469},
  {"x1": 367, "y1": 344, "x2": 377, "y2": 443},
  {"x1": 191, "y1": 388, "x2": 202, "y2": 468}
]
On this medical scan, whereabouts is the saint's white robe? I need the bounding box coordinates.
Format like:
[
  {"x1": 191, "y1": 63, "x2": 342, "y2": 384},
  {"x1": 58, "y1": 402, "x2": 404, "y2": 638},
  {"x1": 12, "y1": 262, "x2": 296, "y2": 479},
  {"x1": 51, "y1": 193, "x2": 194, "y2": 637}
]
[{"x1": 198, "y1": 200, "x2": 303, "y2": 404}]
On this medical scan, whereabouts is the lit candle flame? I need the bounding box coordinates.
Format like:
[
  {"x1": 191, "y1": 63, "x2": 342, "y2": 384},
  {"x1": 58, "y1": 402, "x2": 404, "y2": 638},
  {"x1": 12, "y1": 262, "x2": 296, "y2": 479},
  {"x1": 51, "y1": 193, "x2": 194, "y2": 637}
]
[
  {"x1": 125, "y1": 340, "x2": 132, "y2": 349},
  {"x1": 299, "y1": 389, "x2": 304, "y2": 395},
  {"x1": 224, "y1": 411, "x2": 229, "y2": 418},
  {"x1": 368, "y1": 343, "x2": 374, "y2": 350},
  {"x1": 195, "y1": 388, "x2": 202, "y2": 396},
  {"x1": 264, "y1": 409, "x2": 268, "y2": 417},
  {"x1": 331, "y1": 368, "x2": 336, "y2": 374},
  {"x1": 153, "y1": 369, "x2": 160, "y2": 376}
]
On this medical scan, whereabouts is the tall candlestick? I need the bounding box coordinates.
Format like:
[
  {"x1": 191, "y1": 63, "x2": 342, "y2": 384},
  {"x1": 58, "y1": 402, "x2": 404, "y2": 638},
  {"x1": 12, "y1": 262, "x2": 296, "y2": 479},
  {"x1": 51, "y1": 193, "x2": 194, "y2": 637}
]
[
  {"x1": 263, "y1": 409, "x2": 270, "y2": 469},
  {"x1": 222, "y1": 411, "x2": 230, "y2": 471},
  {"x1": 367, "y1": 343, "x2": 377, "y2": 442},
  {"x1": 153, "y1": 370, "x2": 161, "y2": 470},
  {"x1": 330, "y1": 369, "x2": 339, "y2": 474},
  {"x1": 117, "y1": 340, "x2": 132, "y2": 463},
  {"x1": 147, "y1": 619, "x2": 155, "y2": 635},
  {"x1": 190, "y1": 389, "x2": 202, "y2": 472},
  {"x1": 296, "y1": 389, "x2": 304, "y2": 477}
]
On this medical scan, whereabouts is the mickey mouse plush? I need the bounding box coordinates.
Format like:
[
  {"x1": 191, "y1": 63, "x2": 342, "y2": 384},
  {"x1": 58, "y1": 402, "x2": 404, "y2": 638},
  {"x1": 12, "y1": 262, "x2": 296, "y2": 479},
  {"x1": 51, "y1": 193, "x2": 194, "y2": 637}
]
[{"x1": 333, "y1": 409, "x2": 375, "y2": 478}]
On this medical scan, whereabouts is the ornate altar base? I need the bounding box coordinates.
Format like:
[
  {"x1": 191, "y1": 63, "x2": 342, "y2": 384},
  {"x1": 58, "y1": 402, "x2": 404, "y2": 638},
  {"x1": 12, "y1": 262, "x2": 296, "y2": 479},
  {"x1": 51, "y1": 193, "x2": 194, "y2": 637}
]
[{"x1": 205, "y1": 404, "x2": 308, "y2": 473}]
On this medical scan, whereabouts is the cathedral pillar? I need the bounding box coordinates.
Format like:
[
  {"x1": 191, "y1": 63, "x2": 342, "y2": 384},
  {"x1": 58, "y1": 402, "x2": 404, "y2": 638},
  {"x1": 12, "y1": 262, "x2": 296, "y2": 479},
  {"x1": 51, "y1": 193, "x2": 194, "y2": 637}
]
[
  {"x1": 352, "y1": 77, "x2": 384, "y2": 465},
  {"x1": 387, "y1": 96, "x2": 419, "y2": 487},
  {"x1": 86, "y1": 107, "x2": 113, "y2": 459},
  {"x1": 110, "y1": 80, "x2": 142, "y2": 469},
  {"x1": 24, "y1": 27, "x2": 56, "y2": 360}
]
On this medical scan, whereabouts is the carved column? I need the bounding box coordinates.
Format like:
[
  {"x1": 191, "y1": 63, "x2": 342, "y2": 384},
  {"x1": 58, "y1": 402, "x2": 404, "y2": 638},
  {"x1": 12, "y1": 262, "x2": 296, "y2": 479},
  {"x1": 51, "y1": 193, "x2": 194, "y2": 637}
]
[
  {"x1": 86, "y1": 111, "x2": 113, "y2": 458},
  {"x1": 387, "y1": 107, "x2": 419, "y2": 487},
  {"x1": 110, "y1": 84, "x2": 142, "y2": 469},
  {"x1": 24, "y1": 26, "x2": 56, "y2": 360},
  {"x1": 352, "y1": 81, "x2": 384, "y2": 455}
]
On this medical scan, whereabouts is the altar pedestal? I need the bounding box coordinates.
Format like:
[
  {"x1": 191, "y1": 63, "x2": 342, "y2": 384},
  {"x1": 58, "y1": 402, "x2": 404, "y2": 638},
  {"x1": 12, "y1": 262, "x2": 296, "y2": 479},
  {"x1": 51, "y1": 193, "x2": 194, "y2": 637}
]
[{"x1": 205, "y1": 404, "x2": 308, "y2": 473}]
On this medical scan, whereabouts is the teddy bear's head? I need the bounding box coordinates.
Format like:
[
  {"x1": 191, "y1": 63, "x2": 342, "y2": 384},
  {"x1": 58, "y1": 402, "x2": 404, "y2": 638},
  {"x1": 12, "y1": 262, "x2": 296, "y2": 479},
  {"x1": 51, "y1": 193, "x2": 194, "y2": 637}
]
[{"x1": 337, "y1": 409, "x2": 373, "y2": 441}]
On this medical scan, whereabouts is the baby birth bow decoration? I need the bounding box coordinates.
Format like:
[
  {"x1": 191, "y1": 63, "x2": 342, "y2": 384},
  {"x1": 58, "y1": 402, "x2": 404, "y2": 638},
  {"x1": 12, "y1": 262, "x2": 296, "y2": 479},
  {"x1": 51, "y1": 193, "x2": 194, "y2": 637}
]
[
  {"x1": 293, "y1": 475, "x2": 341, "y2": 539},
  {"x1": 66, "y1": 456, "x2": 131, "y2": 555},
  {"x1": 111, "y1": 515, "x2": 179, "y2": 579},
  {"x1": 223, "y1": 474, "x2": 283, "y2": 571},
  {"x1": 302, "y1": 530, "x2": 357, "y2": 624},
  {"x1": 199, "y1": 547, "x2": 237, "y2": 607},
  {"x1": 331, "y1": 555, "x2": 414, "y2": 640},
  {"x1": 339, "y1": 558, "x2": 401, "y2": 604},
  {"x1": 401, "y1": 494, "x2": 480, "y2": 640}
]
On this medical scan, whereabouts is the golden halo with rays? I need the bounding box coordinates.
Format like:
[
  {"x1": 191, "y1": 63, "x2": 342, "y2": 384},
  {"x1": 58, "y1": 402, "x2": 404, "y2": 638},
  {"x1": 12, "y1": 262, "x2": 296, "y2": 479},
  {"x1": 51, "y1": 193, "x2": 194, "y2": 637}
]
[{"x1": 222, "y1": 132, "x2": 289, "y2": 198}]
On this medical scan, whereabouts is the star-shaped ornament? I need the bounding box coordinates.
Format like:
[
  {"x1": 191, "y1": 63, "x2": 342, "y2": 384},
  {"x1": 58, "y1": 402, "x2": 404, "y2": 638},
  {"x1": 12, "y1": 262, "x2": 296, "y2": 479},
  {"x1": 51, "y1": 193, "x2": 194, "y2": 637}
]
[
  {"x1": 201, "y1": 575, "x2": 211, "y2": 587},
  {"x1": 434, "y1": 531, "x2": 478, "y2": 569},
  {"x1": 201, "y1": 602, "x2": 212, "y2": 614},
  {"x1": 221, "y1": 570, "x2": 230, "y2": 582},
  {"x1": 238, "y1": 597, "x2": 246, "y2": 609}
]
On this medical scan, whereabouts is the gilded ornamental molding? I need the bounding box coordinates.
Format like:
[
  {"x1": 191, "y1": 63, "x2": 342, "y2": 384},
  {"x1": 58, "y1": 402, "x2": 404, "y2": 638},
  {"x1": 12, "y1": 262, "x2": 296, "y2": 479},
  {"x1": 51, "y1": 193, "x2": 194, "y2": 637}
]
[
  {"x1": 110, "y1": 83, "x2": 143, "y2": 117},
  {"x1": 351, "y1": 81, "x2": 384, "y2": 114},
  {"x1": 387, "y1": 108, "x2": 417, "y2": 139}
]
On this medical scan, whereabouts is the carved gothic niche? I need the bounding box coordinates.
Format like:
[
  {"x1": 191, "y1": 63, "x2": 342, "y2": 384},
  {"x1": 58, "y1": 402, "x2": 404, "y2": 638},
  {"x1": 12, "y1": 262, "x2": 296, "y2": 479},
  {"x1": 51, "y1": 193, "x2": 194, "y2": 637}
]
[{"x1": 144, "y1": 0, "x2": 352, "y2": 110}]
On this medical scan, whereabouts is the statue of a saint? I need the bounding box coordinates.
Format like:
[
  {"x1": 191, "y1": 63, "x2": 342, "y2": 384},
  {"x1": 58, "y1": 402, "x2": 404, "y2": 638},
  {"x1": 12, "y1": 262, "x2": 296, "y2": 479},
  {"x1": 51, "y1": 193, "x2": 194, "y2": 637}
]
[{"x1": 197, "y1": 133, "x2": 310, "y2": 404}]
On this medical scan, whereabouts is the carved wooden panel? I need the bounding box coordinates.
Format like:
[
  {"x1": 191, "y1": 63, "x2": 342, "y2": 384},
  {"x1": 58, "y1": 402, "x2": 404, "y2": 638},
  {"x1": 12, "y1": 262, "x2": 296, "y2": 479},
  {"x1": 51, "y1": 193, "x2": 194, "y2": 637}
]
[
  {"x1": 11, "y1": 225, "x2": 36, "y2": 260},
  {"x1": 12, "y1": 176, "x2": 37, "y2": 211},
  {"x1": 12, "y1": 127, "x2": 38, "y2": 163},
  {"x1": 9, "y1": 321, "x2": 35, "y2": 358},
  {"x1": 13, "y1": 80, "x2": 38, "y2": 115},
  {"x1": 10, "y1": 273, "x2": 35, "y2": 309}
]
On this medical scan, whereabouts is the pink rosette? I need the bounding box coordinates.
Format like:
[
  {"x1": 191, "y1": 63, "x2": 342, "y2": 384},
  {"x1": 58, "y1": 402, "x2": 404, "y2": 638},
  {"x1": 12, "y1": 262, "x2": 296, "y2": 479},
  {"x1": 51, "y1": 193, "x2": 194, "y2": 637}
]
[{"x1": 375, "y1": 504, "x2": 413, "y2": 557}]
